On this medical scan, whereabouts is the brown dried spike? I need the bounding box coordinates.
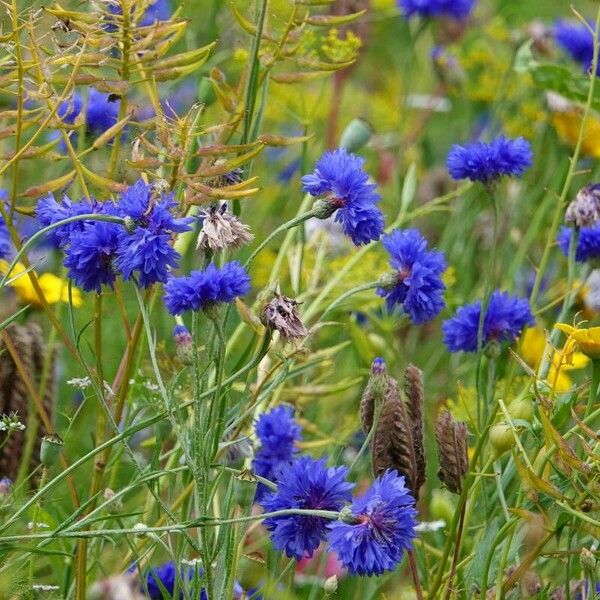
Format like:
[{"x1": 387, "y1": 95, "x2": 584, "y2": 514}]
[
  {"x1": 404, "y1": 364, "x2": 426, "y2": 495},
  {"x1": 360, "y1": 379, "x2": 376, "y2": 434},
  {"x1": 0, "y1": 325, "x2": 34, "y2": 479},
  {"x1": 371, "y1": 378, "x2": 421, "y2": 498},
  {"x1": 435, "y1": 410, "x2": 469, "y2": 494}
]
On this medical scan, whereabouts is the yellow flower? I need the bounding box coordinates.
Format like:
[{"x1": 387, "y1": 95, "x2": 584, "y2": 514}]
[
  {"x1": 555, "y1": 323, "x2": 600, "y2": 360},
  {"x1": 520, "y1": 327, "x2": 588, "y2": 391},
  {"x1": 0, "y1": 260, "x2": 82, "y2": 308},
  {"x1": 551, "y1": 109, "x2": 600, "y2": 158}
]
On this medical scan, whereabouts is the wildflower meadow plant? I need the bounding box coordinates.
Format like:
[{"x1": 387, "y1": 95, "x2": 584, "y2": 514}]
[{"x1": 0, "y1": 1, "x2": 599, "y2": 599}]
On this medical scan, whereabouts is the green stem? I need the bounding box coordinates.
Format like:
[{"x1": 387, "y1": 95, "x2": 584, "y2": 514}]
[
  {"x1": 587, "y1": 359, "x2": 600, "y2": 419},
  {"x1": 529, "y1": 4, "x2": 600, "y2": 308},
  {"x1": 243, "y1": 208, "x2": 319, "y2": 269},
  {"x1": 317, "y1": 282, "x2": 379, "y2": 323}
]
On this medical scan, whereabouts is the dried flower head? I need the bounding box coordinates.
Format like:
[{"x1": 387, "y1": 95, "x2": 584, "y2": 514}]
[
  {"x1": 370, "y1": 364, "x2": 426, "y2": 500},
  {"x1": 435, "y1": 410, "x2": 468, "y2": 494},
  {"x1": 565, "y1": 184, "x2": 600, "y2": 228},
  {"x1": 196, "y1": 204, "x2": 253, "y2": 253},
  {"x1": 261, "y1": 294, "x2": 308, "y2": 340}
]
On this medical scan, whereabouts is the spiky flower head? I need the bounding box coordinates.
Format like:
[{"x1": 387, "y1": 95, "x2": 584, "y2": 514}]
[
  {"x1": 398, "y1": 0, "x2": 476, "y2": 21},
  {"x1": 565, "y1": 184, "x2": 600, "y2": 228},
  {"x1": 261, "y1": 456, "x2": 354, "y2": 560},
  {"x1": 377, "y1": 228, "x2": 446, "y2": 324},
  {"x1": 327, "y1": 470, "x2": 417, "y2": 576},
  {"x1": 261, "y1": 294, "x2": 308, "y2": 340},
  {"x1": 446, "y1": 136, "x2": 533, "y2": 184},
  {"x1": 442, "y1": 290, "x2": 534, "y2": 353},
  {"x1": 142, "y1": 561, "x2": 207, "y2": 600},
  {"x1": 196, "y1": 204, "x2": 253, "y2": 253},
  {"x1": 163, "y1": 261, "x2": 251, "y2": 316},
  {"x1": 252, "y1": 405, "x2": 302, "y2": 501},
  {"x1": 302, "y1": 148, "x2": 384, "y2": 246}
]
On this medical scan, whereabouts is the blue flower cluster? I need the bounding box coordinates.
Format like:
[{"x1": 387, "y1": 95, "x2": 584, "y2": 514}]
[
  {"x1": 0, "y1": 215, "x2": 10, "y2": 259},
  {"x1": 163, "y1": 261, "x2": 251, "y2": 315},
  {"x1": 36, "y1": 179, "x2": 191, "y2": 292},
  {"x1": 252, "y1": 405, "x2": 302, "y2": 501},
  {"x1": 261, "y1": 456, "x2": 354, "y2": 560},
  {"x1": 446, "y1": 136, "x2": 533, "y2": 184},
  {"x1": 328, "y1": 470, "x2": 418, "y2": 576},
  {"x1": 378, "y1": 228, "x2": 446, "y2": 324},
  {"x1": 557, "y1": 225, "x2": 600, "y2": 262},
  {"x1": 302, "y1": 148, "x2": 384, "y2": 246},
  {"x1": 553, "y1": 20, "x2": 598, "y2": 74},
  {"x1": 442, "y1": 290, "x2": 534, "y2": 353},
  {"x1": 398, "y1": 0, "x2": 476, "y2": 21},
  {"x1": 253, "y1": 408, "x2": 418, "y2": 576},
  {"x1": 142, "y1": 560, "x2": 259, "y2": 599}
]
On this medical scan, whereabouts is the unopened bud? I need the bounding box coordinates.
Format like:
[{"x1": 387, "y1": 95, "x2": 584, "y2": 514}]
[
  {"x1": 339, "y1": 118, "x2": 373, "y2": 153},
  {"x1": 313, "y1": 198, "x2": 338, "y2": 220},
  {"x1": 40, "y1": 434, "x2": 64, "y2": 468},
  {"x1": 103, "y1": 488, "x2": 123, "y2": 515},
  {"x1": 580, "y1": 547, "x2": 596, "y2": 571},
  {"x1": 0, "y1": 477, "x2": 12, "y2": 501},
  {"x1": 324, "y1": 575, "x2": 338, "y2": 594},
  {"x1": 173, "y1": 324, "x2": 194, "y2": 365}
]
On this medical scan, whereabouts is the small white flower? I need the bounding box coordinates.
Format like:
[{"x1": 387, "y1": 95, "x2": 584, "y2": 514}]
[{"x1": 67, "y1": 377, "x2": 92, "y2": 389}]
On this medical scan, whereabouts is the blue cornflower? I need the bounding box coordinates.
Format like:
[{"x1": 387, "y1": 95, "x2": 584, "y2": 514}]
[
  {"x1": 553, "y1": 20, "x2": 598, "y2": 74},
  {"x1": 261, "y1": 456, "x2": 354, "y2": 560},
  {"x1": 328, "y1": 470, "x2": 417, "y2": 576},
  {"x1": 113, "y1": 180, "x2": 191, "y2": 287},
  {"x1": 86, "y1": 88, "x2": 120, "y2": 137},
  {"x1": 36, "y1": 194, "x2": 111, "y2": 247},
  {"x1": 143, "y1": 562, "x2": 206, "y2": 600},
  {"x1": 446, "y1": 136, "x2": 533, "y2": 184},
  {"x1": 58, "y1": 93, "x2": 83, "y2": 125},
  {"x1": 0, "y1": 214, "x2": 10, "y2": 259},
  {"x1": 377, "y1": 228, "x2": 446, "y2": 324},
  {"x1": 442, "y1": 290, "x2": 534, "y2": 353},
  {"x1": 63, "y1": 221, "x2": 122, "y2": 292},
  {"x1": 398, "y1": 0, "x2": 475, "y2": 21},
  {"x1": 163, "y1": 261, "x2": 251, "y2": 315},
  {"x1": 558, "y1": 225, "x2": 600, "y2": 262},
  {"x1": 0, "y1": 190, "x2": 10, "y2": 259},
  {"x1": 109, "y1": 0, "x2": 171, "y2": 27},
  {"x1": 302, "y1": 148, "x2": 384, "y2": 246},
  {"x1": 252, "y1": 405, "x2": 302, "y2": 501}
]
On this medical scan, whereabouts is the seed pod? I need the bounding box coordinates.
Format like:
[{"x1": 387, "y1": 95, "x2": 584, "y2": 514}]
[
  {"x1": 0, "y1": 322, "x2": 54, "y2": 479},
  {"x1": 340, "y1": 118, "x2": 373, "y2": 153},
  {"x1": 489, "y1": 423, "x2": 516, "y2": 457},
  {"x1": 261, "y1": 294, "x2": 308, "y2": 341},
  {"x1": 435, "y1": 410, "x2": 469, "y2": 494},
  {"x1": 40, "y1": 434, "x2": 63, "y2": 468},
  {"x1": 404, "y1": 364, "x2": 426, "y2": 495},
  {"x1": 359, "y1": 357, "x2": 387, "y2": 434}
]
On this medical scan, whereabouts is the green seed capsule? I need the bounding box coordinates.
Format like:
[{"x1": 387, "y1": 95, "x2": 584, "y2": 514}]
[
  {"x1": 508, "y1": 398, "x2": 534, "y2": 422},
  {"x1": 489, "y1": 423, "x2": 516, "y2": 457},
  {"x1": 339, "y1": 118, "x2": 373, "y2": 153},
  {"x1": 40, "y1": 434, "x2": 64, "y2": 468}
]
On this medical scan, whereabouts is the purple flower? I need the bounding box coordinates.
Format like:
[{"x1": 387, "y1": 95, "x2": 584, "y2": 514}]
[
  {"x1": 328, "y1": 470, "x2": 417, "y2": 576},
  {"x1": 377, "y1": 228, "x2": 446, "y2": 324},
  {"x1": 252, "y1": 406, "x2": 302, "y2": 501},
  {"x1": 63, "y1": 221, "x2": 122, "y2": 292},
  {"x1": 261, "y1": 456, "x2": 354, "y2": 560},
  {"x1": 558, "y1": 225, "x2": 600, "y2": 262},
  {"x1": 446, "y1": 136, "x2": 532, "y2": 184},
  {"x1": 163, "y1": 261, "x2": 251, "y2": 315},
  {"x1": 58, "y1": 93, "x2": 83, "y2": 125},
  {"x1": 398, "y1": 0, "x2": 476, "y2": 21},
  {"x1": 302, "y1": 148, "x2": 384, "y2": 246},
  {"x1": 442, "y1": 290, "x2": 534, "y2": 353},
  {"x1": 553, "y1": 20, "x2": 598, "y2": 74}
]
